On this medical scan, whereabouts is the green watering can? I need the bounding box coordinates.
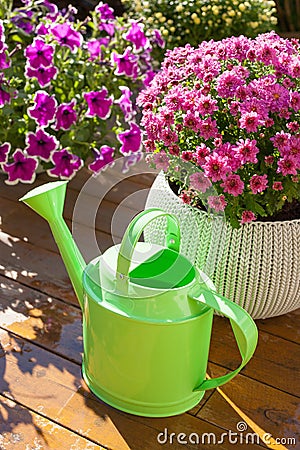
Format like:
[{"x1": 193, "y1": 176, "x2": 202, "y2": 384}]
[{"x1": 20, "y1": 181, "x2": 258, "y2": 417}]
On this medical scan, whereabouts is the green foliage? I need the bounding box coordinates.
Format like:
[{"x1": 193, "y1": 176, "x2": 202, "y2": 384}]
[{"x1": 122, "y1": 0, "x2": 278, "y2": 60}]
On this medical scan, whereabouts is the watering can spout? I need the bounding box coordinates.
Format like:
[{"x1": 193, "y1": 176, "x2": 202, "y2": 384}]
[{"x1": 19, "y1": 181, "x2": 86, "y2": 309}]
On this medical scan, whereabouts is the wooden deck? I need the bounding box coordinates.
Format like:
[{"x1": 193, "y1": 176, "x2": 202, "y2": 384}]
[{"x1": 0, "y1": 167, "x2": 299, "y2": 450}]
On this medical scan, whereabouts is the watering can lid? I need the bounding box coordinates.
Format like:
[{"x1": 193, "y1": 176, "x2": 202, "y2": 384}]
[{"x1": 82, "y1": 209, "x2": 215, "y2": 322}]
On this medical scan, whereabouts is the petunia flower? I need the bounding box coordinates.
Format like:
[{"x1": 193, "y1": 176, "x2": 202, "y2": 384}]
[
  {"x1": 25, "y1": 64, "x2": 57, "y2": 87},
  {"x1": 11, "y1": 12, "x2": 34, "y2": 34},
  {"x1": 111, "y1": 47, "x2": 138, "y2": 78},
  {"x1": 0, "y1": 142, "x2": 11, "y2": 164},
  {"x1": 124, "y1": 22, "x2": 149, "y2": 51},
  {"x1": 55, "y1": 101, "x2": 77, "y2": 130},
  {"x1": 115, "y1": 86, "x2": 134, "y2": 121},
  {"x1": 28, "y1": 90, "x2": 57, "y2": 126},
  {"x1": 25, "y1": 128, "x2": 58, "y2": 160},
  {"x1": 0, "y1": 48, "x2": 10, "y2": 70},
  {"x1": 152, "y1": 29, "x2": 165, "y2": 48},
  {"x1": 25, "y1": 38, "x2": 54, "y2": 68},
  {"x1": 143, "y1": 70, "x2": 156, "y2": 87},
  {"x1": 121, "y1": 152, "x2": 143, "y2": 173},
  {"x1": 48, "y1": 148, "x2": 83, "y2": 179},
  {"x1": 0, "y1": 84, "x2": 10, "y2": 106},
  {"x1": 84, "y1": 89, "x2": 113, "y2": 119},
  {"x1": 95, "y1": 2, "x2": 115, "y2": 20},
  {"x1": 51, "y1": 23, "x2": 83, "y2": 52},
  {"x1": 88, "y1": 146, "x2": 115, "y2": 173},
  {"x1": 99, "y1": 22, "x2": 115, "y2": 36},
  {"x1": 2, "y1": 149, "x2": 38, "y2": 185},
  {"x1": 35, "y1": 23, "x2": 50, "y2": 36},
  {"x1": 117, "y1": 122, "x2": 142, "y2": 155},
  {"x1": 87, "y1": 39, "x2": 102, "y2": 60}
]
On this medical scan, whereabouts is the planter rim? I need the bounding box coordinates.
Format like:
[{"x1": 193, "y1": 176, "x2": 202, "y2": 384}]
[{"x1": 158, "y1": 172, "x2": 300, "y2": 228}]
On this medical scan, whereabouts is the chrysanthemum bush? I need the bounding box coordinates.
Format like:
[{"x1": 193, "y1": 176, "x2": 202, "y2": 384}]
[
  {"x1": 122, "y1": 0, "x2": 278, "y2": 57},
  {"x1": 138, "y1": 32, "x2": 300, "y2": 227},
  {"x1": 0, "y1": 0, "x2": 163, "y2": 184}
]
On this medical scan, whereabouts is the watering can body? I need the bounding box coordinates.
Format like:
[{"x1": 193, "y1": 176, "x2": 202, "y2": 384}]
[
  {"x1": 20, "y1": 181, "x2": 258, "y2": 417},
  {"x1": 82, "y1": 252, "x2": 213, "y2": 416}
]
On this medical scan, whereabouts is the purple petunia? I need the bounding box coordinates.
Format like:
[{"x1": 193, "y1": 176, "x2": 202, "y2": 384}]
[
  {"x1": 99, "y1": 22, "x2": 115, "y2": 36},
  {"x1": 0, "y1": 84, "x2": 10, "y2": 106},
  {"x1": 124, "y1": 22, "x2": 149, "y2": 51},
  {"x1": 0, "y1": 48, "x2": 10, "y2": 70},
  {"x1": 3, "y1": 149, "x2": 38, "y2": 185},
  {"x1": 48, "y1": 148, "x2": 83, "y2": 179},
  {"x1": 143, "y1": 70, "x2": 156, "y2": 87},
  {"x1": 84, "y1": 89, "x2": 113, "y2": 119},
  {"x1": 25, "y1": 39, "x2": 54, "y2": 68},
  {"x1": 121, "y1": 152, "x2": 143, "y2": 173},
  {"x1": 25, "y1": 128, "x2": 58, "y2": 160},
  {"x1": 0, "y1": 142, "x2": 11, "y2": 164},
  {"x1": 25, "y1": 64, "x2": 57, "y2": 87},
  {"x1": 88, "y1": 146, "x2": 115, "y2": 173},
  {"x1": 87, "y1": 39, "x2": 102, "y2": 60},
  {"x1": 51, "y1": 23, "x2": 83, "y2": 52},
  {"x1": 117, "y1": 122, "x2": 142, "y2": 155},
  {"x1": 11, "y1": 11, "x2": 34, "y2": 34},
  {"x1": 55, "y1": 101, "x2": 77, "y2": 130},
  {"x1": 112, "y1": 48, "x2": 138, "y2": 78},
  {"x1": 95, "y1": 2, "x2": 115, "y2": 20},
  {"x1": 28, "y1": 90, "x2": 57, "y2": 126},
  {"x1": 115, "y1": 86, "x2": 134, "y2": 121},
  {"x1": 152, "y1": 29, "x2": 165, "y2": 48}
]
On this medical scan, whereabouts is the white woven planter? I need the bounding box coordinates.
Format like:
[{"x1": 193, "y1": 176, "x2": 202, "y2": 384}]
[{"x1": 144, "y1": 173, "x2": 300, "y2": 319}]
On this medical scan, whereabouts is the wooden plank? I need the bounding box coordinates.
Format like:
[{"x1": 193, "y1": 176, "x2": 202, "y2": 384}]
[
  {"x1": 257, "y1": 308, "x2": 300, "y2": 345},
  {"x1": 0, "y1": 329, "x2": 248, "y2": 450},
  {"x1": 1, "y1": 195, "x2": 114, "y2": 255},
  {"x1": 0, "y1": 275, "x2": 82, "y2": 363},
  {"x1": 0, "y1": 395, "x2": 104, "y2": 450},
  {"x1": 198, "y1": 364, "x2": 299, "y2": 448},
  {"x1": 208, "y1": 316, "x2": 300, "y2": 397},
  {"x1": 0, "y1": 233, "x2": 78, "y2": 306}
]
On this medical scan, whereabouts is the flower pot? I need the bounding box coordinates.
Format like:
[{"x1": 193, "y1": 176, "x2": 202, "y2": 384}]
[{"x1": 144, "y1": 173, "x2": 300, "y2": 319}]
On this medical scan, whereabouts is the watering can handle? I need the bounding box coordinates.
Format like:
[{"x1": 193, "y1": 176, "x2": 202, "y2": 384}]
[
  {"x1": 191, "y1": 286, "x2": 258, "y2": 392},
  {"x1": 116, "y1": 208, "x2": 181, "y2": 293}
]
